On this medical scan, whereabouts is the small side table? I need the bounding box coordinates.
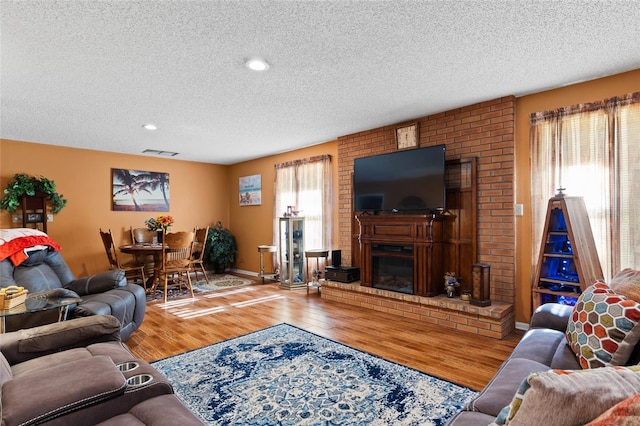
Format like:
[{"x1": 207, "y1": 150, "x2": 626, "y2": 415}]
[
  {"x1": 0, "y1": 295, "x2": 82, "y2": 333},
  {"x1": 305, "y1": 249, "x2": 328, "y2": 295},
  {"x1": 257, "y1": 245, "x2": 278, "y2": 283}
]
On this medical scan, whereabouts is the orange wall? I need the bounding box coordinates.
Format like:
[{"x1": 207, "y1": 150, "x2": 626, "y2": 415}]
[
  {"x1": 0, "y1": 138, "x2": 339, "y2": 280},
  {"x1": 227, "y1": 142, "x2": 339, "y2": 275},
  {"x1": 2, "y1": 67, "x2": 638, "y2": 325},
  {"x1": 0, "y1": 139, "x2": 229, "y2": 275},
  {"x1": 514, "y1": 68, "x2": 640, "y2": 323}
]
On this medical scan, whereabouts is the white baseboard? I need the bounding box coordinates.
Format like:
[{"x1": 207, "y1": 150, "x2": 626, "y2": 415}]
[
  {"x1": 515, "y1": 321, "x2": 529, "y2": 331},
  {"x1": 229, "y1": 268, "x2": 258, "y2": 277}
]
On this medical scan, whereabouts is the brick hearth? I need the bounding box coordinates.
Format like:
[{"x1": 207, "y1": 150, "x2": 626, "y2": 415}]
[{"x1": 322, "y1": 280, "x2": 515, "y2": 340}]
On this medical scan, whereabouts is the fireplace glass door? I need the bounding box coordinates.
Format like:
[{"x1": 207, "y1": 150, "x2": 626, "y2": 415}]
[{"x1": 371, "y1": 244, "x2": 414, "y2": 294}]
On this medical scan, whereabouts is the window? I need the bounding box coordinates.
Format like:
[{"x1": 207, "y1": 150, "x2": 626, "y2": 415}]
[
  {"x1": 530, "y1": 92, "x2": 640, "y2": 279},
  {"x1": 273, "y1": 155, "x2": 332, "y2": 265}
]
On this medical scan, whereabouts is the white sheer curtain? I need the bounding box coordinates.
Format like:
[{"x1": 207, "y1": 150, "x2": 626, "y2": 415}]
[
  {"x1": 273, "y1": 155, "x2": 332, "y2": 268},
  {"x1": 615, "y1": 100, "x2": 640, "y2": 270},
  {"x1": 530, "y1": 92, "x2": 640, "y2": 280}
]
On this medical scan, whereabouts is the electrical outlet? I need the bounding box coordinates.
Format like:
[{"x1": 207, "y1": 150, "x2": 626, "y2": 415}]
[
  {"x1": 515, "y1": 203, "x2": 524, "y2": 216},
  {"x1": 47, "y1": 214, "x2": 54, "y2": 222},
  {"x1": 12, "y1": 215, "x2": 21, "y2": 223}
]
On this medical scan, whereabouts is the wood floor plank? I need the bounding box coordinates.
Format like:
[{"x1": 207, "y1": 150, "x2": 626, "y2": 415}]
[{"x1": 126, "y1": 280, "x2": 523, "y2": 390}]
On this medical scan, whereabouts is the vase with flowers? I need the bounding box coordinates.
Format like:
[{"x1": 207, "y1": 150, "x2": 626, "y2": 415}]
[{"x1": 144, "y1": 215, "x2": 174, "y2": 243}]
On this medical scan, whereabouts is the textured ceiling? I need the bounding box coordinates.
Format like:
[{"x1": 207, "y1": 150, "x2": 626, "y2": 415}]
[{"x1": 2, "y1": 1, "x2": 639, "y2": 165}]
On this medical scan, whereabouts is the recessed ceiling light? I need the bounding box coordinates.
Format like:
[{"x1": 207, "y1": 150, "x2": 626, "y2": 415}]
[
  {"x1": 245, "y1": 58, "x2": 270, "y2": 71},
  {"x1": 142, "y1": 123, "x2": 157, "y2": 130}
]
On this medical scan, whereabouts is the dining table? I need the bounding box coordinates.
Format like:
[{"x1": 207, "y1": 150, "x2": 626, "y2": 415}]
[{"x1": 119, "y1": 243, "x2": 165, "y2": 290}]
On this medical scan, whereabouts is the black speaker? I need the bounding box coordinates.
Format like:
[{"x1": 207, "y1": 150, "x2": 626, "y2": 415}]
[{"x1": 331, "y1": 250, "x2": 341, "y2": 267}]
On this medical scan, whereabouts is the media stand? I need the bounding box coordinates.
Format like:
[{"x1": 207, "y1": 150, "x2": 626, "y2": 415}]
[{"x1": 325, "y1": 266, "x2": 360, "y2": 283}]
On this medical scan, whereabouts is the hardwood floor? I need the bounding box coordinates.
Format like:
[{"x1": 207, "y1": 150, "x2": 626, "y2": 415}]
[{"x1": 126, "y1": 278, "x2": 523, "y2": 391}]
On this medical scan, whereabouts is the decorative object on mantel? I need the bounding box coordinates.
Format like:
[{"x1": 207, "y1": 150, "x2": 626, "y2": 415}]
[
  {"x1": 444, "y1": 272, "x2": 460, "y2": 298},
  {"x1": 471, "y1": 263, "x2": 491, "y2": 306},
  {"x1": 0, "y1": 173, "x2": 67, "y2": 214}
]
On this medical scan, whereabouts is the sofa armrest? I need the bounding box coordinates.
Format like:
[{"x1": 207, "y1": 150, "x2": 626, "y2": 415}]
[
  {"x1": 0, "y1": 315, "x2": 121, "y2": 365},
  {"x1": 1, "y1": 355, "x2": 127, "y2": 426},
  {"x1": 529, "y1": 303, "x2": 573, "y2": 332},
  {"x1": 65, "y1": 270, "x2": 126, "y2": 295}
]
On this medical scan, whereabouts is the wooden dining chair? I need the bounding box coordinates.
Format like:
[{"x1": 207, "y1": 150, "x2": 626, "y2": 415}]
[
  {"x1": 99, "y1": 228, "x2": 146, "y2": 287},
  {"x1": 190, "y1": 226, "x2": 210, "y2": 284},
  {"x1": 129, "y1": 226, "x2": 156, "y2": 268},
  {"x1": 153, "y1": 230, "x2": 195, "y2": 303},
  {"x1": 130, "y1": 227, "x2": 156, "y2": 244}
]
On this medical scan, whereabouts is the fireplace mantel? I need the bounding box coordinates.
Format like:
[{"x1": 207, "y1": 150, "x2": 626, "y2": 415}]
[{"x1": 356, "y1": 213, "x2": 453, "y2": 297}]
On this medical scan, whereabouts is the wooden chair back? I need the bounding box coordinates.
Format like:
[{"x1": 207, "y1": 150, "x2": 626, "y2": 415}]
[
  {"x1": 190, "y1": 227, "x2": 210, "y2": 283},
  {"x1": 100, "y1": 228, "x2": 146, "y2": 287},
  {"x1": 99, "y1": 228, "x2": 120, "y2": 269},
  {"x1": 192, "y1": 227, "x2": 209, "y2": 262},
  {"x1": 154, "y1": 230, "x2": 195, "y2": 303},
  {"x1": 131, "y1": 227, "x2": 156, "y2": 244},
  {"x1": 161, "y1": 230, "x2": 194, "y2": 269}
]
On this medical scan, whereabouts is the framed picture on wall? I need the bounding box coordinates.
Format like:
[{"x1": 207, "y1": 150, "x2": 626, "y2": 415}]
[
  {"x1": 26, "y1": 212, "x2": 43, "y2": 223},
  {"x1": 239, "y1": 174, "x2": 262, "y2": 206},
  {"x1": 112, "y1": 168, "x2": 170, "y2": 211}
]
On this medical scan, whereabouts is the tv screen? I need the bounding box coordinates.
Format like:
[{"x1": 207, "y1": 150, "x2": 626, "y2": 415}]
[{"x1": 353, "y1": 145, "x2": 446, "y2": 213}]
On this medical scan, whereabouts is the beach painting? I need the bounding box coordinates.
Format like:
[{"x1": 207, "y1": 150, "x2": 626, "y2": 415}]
[
  {"x1": 239, "y1": 174, "x2": 261, "y2": 206},
  {"x1": 112, "y1": 168, "x2": 170, "y2": 211}
]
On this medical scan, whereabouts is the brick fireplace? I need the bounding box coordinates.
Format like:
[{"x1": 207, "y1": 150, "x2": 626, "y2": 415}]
[{"x1": 325, "y1": 96, "x2": 517, "y2": 338}]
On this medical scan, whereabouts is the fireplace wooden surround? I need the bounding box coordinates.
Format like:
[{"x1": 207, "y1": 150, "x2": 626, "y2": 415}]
[{"x1": 357, "y1": 213, "x2": 450, "y2": 297}]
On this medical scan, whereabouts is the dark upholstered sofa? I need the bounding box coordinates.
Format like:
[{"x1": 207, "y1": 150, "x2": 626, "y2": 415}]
[
  {"x1": 448, "y1": 270, "x2": 640, "y2": 425},
  {"x1": 446, "y1": 303, "x2": 581, "y2": 425},
  {"x1": 0, "y1": 248, "x2": 145, "y2": 340},
  {"x1": 0, "y1": 315, "x2": 203, "y2": 425}
]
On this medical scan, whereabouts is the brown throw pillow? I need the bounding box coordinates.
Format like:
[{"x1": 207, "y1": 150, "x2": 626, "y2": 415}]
[
  {"x1": 610, "y1": 268, "x2": 640, "y2": 303},
  {"x1": 492, "y1": 366, "x2": 640, "y2": 426}
]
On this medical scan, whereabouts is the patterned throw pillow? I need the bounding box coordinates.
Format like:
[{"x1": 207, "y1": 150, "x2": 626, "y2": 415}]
[
  {"x1": 492, "y1": 366, "x2": 640, "y2": 426},
  {"x1": 610, "y1": 268, "x2": 640, "y2": 303},
  {"x1": 566, "y1": 282, "x2": 640, "y2": 368},
  {"x1": 586, "y1": 393, "x2": 640, "y2": 425}
]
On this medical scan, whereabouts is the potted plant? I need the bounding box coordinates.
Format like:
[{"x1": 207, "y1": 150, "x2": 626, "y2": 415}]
[
  {"x1": 0, "y1": 173, "x2": 67, "y2": 214},
  {"x1": 204, "y1": 221, "x2": 237, "y2": 273}
]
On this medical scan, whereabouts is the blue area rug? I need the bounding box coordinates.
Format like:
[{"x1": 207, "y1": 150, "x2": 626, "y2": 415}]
[{"x1": 151, "y1": 323, "x2": 476, "y2": 425}]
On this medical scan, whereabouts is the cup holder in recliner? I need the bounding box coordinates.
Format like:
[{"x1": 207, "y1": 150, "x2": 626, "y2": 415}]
[
  {"x1": 116, "y1": 361, "x2": 140, "y2": 372},
  {"x1": 126, "y1": 374, "x2": 153, "y2": 388}
]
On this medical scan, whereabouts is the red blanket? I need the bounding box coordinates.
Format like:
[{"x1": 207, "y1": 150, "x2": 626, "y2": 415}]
[{"x1": 0, "y1": 228, "x2": 61, "y2": 266}]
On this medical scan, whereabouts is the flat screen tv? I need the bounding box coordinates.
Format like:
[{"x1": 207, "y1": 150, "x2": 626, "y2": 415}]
[{"x1": 353, "y1": 144, "x2": 446, "y2": 214}]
